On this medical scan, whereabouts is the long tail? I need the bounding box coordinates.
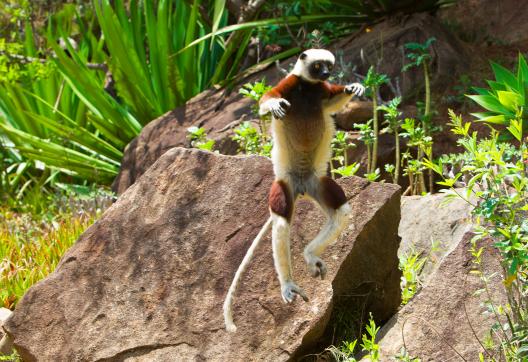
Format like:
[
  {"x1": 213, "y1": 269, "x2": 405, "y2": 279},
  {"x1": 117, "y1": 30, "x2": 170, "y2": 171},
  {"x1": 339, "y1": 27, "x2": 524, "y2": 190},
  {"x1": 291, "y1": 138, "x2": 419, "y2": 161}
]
[{"x1": 223, "y1": 216, "x2": 273, "y2": 332}]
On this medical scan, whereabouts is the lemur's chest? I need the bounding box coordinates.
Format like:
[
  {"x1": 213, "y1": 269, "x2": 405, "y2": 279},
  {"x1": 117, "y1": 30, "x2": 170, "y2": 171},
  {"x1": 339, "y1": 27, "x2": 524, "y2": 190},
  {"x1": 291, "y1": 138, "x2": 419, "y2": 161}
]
[
  {"x1": 286, "y1": 81, "x2": 326, "y2": 119},
  {"x1": 281, "y1": 81, "x2": 328, "y2": 151}
]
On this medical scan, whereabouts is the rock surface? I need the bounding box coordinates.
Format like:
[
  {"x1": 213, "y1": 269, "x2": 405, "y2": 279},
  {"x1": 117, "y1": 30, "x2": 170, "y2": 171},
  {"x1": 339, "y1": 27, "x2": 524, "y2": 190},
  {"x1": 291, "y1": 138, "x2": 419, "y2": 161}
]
[
  {"x1": 112, "y1": 13, "x2": 467, "y2": 195},
  {"x1": 398, "y1": 190, "x2": 473, "y2": 279},
  {"x1": 0, "y1": 308, "x2": 13, "y2": 355},
  {"x1": 375, "y1": 232, "x2": 507, "y2": 361},
  {"x1": 334, "y1": 101, "x2": 373, "y2": 130},
  {"x1": 6, "y1": 148, "x2": 401, "y2": 361},
  {"x1": 439, "y1": 0, "x2": 528, "y2": 46}
]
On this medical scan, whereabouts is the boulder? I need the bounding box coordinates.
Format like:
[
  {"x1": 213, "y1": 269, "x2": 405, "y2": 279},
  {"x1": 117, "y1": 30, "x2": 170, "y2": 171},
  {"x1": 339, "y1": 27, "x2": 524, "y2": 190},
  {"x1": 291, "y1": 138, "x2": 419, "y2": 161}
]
[
  {"x1": 113, "y1": 13, "x2": 468, "y2": 195},
  {"x1": 399, "y1": 190, "x2": 473, "y2": 279},
  {"x1": 375, "y1": 232, "x2": 507, "y2": 360},
  {"x1": 439, "y1": 0, "x2": 528, "y2": 46},
  {"x1": 5, "y1": 148, "x2": 401, "y2": 361},
  {"x1": 334, "y1": 101, "x2": 373, "y2": 130}
]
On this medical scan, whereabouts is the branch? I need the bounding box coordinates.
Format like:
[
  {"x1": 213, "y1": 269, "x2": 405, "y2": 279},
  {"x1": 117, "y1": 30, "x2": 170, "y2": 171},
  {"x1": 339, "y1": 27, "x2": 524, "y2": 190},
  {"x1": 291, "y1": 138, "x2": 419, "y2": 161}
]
[{"x1": 0, "y1": 51, "x2": 107, "y2": 71}]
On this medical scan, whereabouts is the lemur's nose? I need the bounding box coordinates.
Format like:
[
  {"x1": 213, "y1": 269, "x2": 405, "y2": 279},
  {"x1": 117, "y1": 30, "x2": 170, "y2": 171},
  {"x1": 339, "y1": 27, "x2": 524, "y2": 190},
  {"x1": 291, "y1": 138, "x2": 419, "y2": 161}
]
[{"x1": 321, "y1": 71, "x2": 330, "y2": 79}]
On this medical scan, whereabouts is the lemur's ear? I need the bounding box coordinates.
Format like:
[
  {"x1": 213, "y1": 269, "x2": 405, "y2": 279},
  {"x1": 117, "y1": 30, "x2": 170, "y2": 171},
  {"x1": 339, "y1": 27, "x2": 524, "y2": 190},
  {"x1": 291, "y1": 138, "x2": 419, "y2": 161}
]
[{"x1": 300, "y1": 52, "x2": 307, "y2": 60}]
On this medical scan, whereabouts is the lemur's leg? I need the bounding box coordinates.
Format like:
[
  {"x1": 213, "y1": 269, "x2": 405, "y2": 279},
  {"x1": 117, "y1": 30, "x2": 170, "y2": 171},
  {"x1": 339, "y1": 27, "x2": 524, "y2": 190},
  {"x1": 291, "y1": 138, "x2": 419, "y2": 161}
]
[
  {"x1": 304, "y1": 176, "x2": 351, "y2": 279},
  {"x1": 269, "y1": 180, "x2": 308, "y2": 303}
]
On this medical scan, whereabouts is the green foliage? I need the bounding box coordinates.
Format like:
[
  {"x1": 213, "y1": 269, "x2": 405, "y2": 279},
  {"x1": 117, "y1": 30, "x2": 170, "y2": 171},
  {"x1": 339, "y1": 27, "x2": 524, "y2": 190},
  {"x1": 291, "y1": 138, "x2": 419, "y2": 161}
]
[
  {"x1": 361, "y1": 314, "x2": 381, "y2": 361},
  {"x1": 399, "y1": 248, "x2": 427, "y2": 305},
  {"x1": 401, "y1": 118, "x2": 432, "y2": 194},
  {"x1": 187, "y1": 126, "x2": 215, "y2": 151},
  {"x1": 93, "y1": 0, "x2": 229, "y2": 120},
  {"x1": 365, "y1": 168, "x2": 380, "y2": 182},
  {"x1": 0, "y1": 351, "x2": 21, "y2": 362},
  {"x1": 394, "y1": 347, "x2": 421, "y2": 362},
  {"x1": 0, "y1": 39, "x2": 54, "y2": 83},
  {"x1": 363, "y1": 65, "x2": 389, "y2": 90},
  {"x1": 0, "y1": 0, "x2": 231, "y2": 184},
  {"x1": 326, "y1": 313, "x2": 381, "y2": 361},
  {"x1": 331, "y1": 130, "x2": 358, "y2": 178},
  {"x1": 402, "y1": 37, "x2": 436, "y2": 192},
  {"x1": 467, "y1": 54, "x2": 528, "y2": 141},
  {"x1": 363, "y1": 66, "x2": 388, "y2": 173},
  {"x1": 239, "y1": 79, "x2": 272, "y2": 117},
  {"x1": 239, "y1": 79, "x2": 272, "y2": 105},
  {"x1": 401, "y1": 118, "x2": 429, "y2": 148},
  {"x1": 402, "y1": 37, "x2": 436, "y2": 72},
  {"x1": 236, "y1": 80, "x2": 273, "y2": 157},
  {"x1": 379, "y1": 97, "x2": 402, "y2": 129},
  {"x1": 379, "y1": 97, "x2": 402, "y2": 183},
  {"x1": 0, "y1": 8, "x2": 133, "y2": 183},
  {"x1": 1, "y1": 186, "x2": 110, "y2": 309},
  {"x1": 426, "y1": 110, "x2": 528, "y2": 360},
  {"x1": 354, "y1": 121, "x2": 375, "y2": 146},
  {"x1": 333, "y1": 163, "x2": 360, "y2": 177},
  {"x1": 232, "y1": 121, "x2": 272, "y2": 157}
]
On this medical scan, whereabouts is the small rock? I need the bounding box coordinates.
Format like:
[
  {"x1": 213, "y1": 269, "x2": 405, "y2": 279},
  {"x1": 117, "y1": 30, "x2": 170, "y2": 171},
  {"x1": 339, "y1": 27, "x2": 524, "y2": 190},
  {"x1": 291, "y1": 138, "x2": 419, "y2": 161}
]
[{"x1": 0, "y1": 308, "x2": 12, "y2": 326}]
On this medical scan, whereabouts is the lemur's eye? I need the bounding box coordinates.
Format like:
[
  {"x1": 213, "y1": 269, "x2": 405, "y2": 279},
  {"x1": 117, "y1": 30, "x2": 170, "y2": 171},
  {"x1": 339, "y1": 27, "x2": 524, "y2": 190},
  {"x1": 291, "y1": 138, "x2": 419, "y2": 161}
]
[
  {"x1": 328, "y1": 64, "x2": 333, "y2": 71},
  {"x1": 314, "y1": 63, "x2": 321, "y2": 70}
]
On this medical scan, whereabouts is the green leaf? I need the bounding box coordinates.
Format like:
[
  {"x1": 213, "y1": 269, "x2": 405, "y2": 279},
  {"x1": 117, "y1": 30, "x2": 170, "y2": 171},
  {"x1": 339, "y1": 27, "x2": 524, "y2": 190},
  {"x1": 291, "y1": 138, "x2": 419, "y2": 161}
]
[
  {"x1": 491, "y1": 61, "x2": 519, "y2": 91},
  {"x1": 473, "y1": 114, "x2": 507, "y2": 125},
  {"x1": 466, "y1": 95, "x2": 512, "y2": 115},
  {"x1": 497, "y1": 90, "x2": 524, "y2": 111}
]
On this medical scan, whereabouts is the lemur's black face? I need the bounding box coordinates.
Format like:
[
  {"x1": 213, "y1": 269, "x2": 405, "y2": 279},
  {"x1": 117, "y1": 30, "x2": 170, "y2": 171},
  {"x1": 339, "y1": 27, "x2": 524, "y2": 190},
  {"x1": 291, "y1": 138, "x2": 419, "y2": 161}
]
[{"x1": 308, "y1": 60, "x2": 333, "y2": 81}]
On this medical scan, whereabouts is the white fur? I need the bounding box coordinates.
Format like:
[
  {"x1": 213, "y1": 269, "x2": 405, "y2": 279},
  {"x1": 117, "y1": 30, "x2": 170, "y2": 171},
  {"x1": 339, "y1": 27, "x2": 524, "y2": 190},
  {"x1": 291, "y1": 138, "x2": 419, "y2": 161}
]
[
  {"x1": 304, "y1": 203, "x2": 351, "y2": 264},
  {"x1": 223, "y1": 216, "x2": 272, "y2": 332},
  {"x1": 291, "y1": 49, "x2": 335, "y2": 83},
  {"x1": 271, "y1": 213, "x2": 293, "y2": 286}
]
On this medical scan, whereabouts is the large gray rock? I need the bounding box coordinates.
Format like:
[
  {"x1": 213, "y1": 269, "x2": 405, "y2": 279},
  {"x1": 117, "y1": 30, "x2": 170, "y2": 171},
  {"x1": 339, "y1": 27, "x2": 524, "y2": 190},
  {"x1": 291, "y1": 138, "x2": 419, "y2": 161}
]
[
  {"x1": 375, "y1": 232, "x2": 507, "y2": 360},
  {"x1": 5, "y1": 148, "x2": 401, "y2": 361},
  {"x1": 399, "y1": 190, "x2": 473, "y2": 279}
]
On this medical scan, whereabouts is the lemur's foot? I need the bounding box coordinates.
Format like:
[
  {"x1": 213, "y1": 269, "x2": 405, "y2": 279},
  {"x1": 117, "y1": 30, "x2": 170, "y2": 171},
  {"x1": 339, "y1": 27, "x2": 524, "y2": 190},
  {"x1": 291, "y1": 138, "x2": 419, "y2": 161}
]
[
  {"x1": 345, "y1": 83, "x2": 365, "y2": 97},
  {"x1": 281, "y1": 281, "x2": 308, "y2": 303},
  {"x1": 306, "y1": 256, "x2": 327, "y2": 279}
]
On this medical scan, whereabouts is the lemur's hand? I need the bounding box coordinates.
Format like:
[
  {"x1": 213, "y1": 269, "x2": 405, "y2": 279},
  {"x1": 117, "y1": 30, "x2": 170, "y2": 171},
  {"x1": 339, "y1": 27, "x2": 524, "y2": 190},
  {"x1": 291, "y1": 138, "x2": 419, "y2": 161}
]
[
  {"x1": 345, "y1": 83, "x2": 365, "y2": 97},
  {"x1": 259, "y1": 98, "x2": 291, "y2": 119}
]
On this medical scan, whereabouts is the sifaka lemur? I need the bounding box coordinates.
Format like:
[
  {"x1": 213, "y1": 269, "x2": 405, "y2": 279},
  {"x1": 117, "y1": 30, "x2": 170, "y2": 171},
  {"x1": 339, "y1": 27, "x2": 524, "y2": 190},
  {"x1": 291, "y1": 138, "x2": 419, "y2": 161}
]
[{"x1": 224, "y1": 49, "x2": 365, "y2": 332}]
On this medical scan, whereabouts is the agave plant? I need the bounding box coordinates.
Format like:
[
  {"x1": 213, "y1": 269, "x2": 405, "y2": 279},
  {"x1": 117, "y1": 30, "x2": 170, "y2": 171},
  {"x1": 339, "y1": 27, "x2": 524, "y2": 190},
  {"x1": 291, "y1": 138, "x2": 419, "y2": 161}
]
[
  {"x1": 0, "y1": 18, "x2": 125, "y2": 183},
  {"x1": 467, "y1": 54, "x2": 528, "y2": 140}
]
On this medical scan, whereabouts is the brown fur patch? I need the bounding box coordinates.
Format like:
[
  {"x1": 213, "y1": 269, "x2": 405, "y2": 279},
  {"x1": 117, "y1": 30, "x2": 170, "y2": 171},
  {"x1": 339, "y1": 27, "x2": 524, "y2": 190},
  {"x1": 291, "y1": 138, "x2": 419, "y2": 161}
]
[
  {"x1": 260, "y1": 75, "x2": 299, "y2": 104},
  {"x1": 269, "y1": 180, "x2": 293, "y2": 221},
  {"x1": 320, "y1": 176, "x2": 347, "y2": 210},
  {"x1": 322, "y1": 82, "x2": 345, "y2": 98}
]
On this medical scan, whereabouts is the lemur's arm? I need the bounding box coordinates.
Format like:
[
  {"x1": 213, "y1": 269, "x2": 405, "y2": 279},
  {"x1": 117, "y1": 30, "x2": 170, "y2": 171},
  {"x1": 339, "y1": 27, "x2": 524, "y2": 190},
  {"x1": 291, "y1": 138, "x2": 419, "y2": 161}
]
[
  {"x1": 259, "y1": 75, "x2": 298, "y2": 118},
  {"x1": 323, "y1": 82, "x2": 365, "y2": 114}
]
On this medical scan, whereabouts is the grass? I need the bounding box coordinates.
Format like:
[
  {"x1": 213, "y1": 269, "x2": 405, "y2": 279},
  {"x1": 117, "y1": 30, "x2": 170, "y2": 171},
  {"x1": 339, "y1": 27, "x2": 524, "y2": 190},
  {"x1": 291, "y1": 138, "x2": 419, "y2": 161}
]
[{"x1": 0, "y1": 188, "x2": 110, "y2": 310}]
